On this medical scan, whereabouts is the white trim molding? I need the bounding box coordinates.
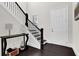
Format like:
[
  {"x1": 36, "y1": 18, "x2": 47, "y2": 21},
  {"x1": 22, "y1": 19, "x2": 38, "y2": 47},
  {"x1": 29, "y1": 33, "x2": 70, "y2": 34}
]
[{"x1": 72, "y1": 46, "x2": 79, "y2": 56}]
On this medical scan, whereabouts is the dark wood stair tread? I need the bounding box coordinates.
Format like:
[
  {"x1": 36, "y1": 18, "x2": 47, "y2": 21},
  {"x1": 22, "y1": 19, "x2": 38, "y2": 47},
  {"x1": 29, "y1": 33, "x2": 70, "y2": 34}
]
[
  {"x1": 32, "y1": 32, "x2": 39, "y2": 34},
  {"x1": 34, "y1": 34, "x2": 40, "y2": 37},
  {"x1": 37, "y1": 37, "x2": 41, "y2": 40},
  {"x1": 29, "y1": 30, "x2": 36, "y2": 31}
]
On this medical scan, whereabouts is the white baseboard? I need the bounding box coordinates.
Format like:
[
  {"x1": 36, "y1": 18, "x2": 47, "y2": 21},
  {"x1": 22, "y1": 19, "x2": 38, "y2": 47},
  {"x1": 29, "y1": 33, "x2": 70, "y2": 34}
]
[
  {"x1": 72, "y1": 46, "x2": 79, "y2": 56},
  {"x1": 47, "y1": 40, "x2": 72, "y2": 48}
]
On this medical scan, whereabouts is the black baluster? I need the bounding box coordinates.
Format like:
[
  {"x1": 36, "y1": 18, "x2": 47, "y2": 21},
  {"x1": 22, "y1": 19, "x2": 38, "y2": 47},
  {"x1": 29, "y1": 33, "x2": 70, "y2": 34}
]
[
  {"x1": 25, "y1": 13, "x2": 28, "y2": 27},
  {"x1": 40, "y1": 28, "x2": 44, "y2": 49}
]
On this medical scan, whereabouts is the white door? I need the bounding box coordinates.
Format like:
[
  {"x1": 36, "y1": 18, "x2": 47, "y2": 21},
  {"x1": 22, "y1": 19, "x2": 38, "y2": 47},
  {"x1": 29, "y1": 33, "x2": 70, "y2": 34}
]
[{"x1": 50, "y1": 8, "x2": 68, "y2": 45}]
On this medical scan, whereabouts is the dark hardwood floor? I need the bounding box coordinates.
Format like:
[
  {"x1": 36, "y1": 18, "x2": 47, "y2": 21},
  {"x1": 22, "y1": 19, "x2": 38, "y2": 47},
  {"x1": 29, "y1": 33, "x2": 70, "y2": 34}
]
[{"x1": 19, "y1": 43, "x2": 75, "y2": 56}]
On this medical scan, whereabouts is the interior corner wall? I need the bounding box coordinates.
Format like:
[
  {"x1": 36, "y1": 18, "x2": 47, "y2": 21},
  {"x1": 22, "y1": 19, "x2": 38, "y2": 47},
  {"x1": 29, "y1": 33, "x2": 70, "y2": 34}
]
[
  {"x1": 72, "y1": 2, "x2": 79, "y2": 56},
  {"x1": 68, "y1": 3, "x2": 73, "y2": 47}
]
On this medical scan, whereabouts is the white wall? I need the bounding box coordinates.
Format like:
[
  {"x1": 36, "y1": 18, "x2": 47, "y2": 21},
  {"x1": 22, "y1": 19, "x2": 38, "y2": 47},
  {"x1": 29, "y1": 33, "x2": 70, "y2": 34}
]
[{"x1": 28, "y1": 2, "x2": 73, "y2": 47}]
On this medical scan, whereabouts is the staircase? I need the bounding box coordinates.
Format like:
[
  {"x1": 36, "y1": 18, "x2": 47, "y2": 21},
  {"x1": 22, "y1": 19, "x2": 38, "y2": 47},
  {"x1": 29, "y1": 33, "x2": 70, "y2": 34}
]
[
  {"x1": 0, "y1": 2, "x2": 46, "y2": 50},
  {"x1": 29, "y1": 29, "x2": 46, "y2": 44},
  {"x1": 25, "y1": 13, "x2": 47, "y2": 49}
]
